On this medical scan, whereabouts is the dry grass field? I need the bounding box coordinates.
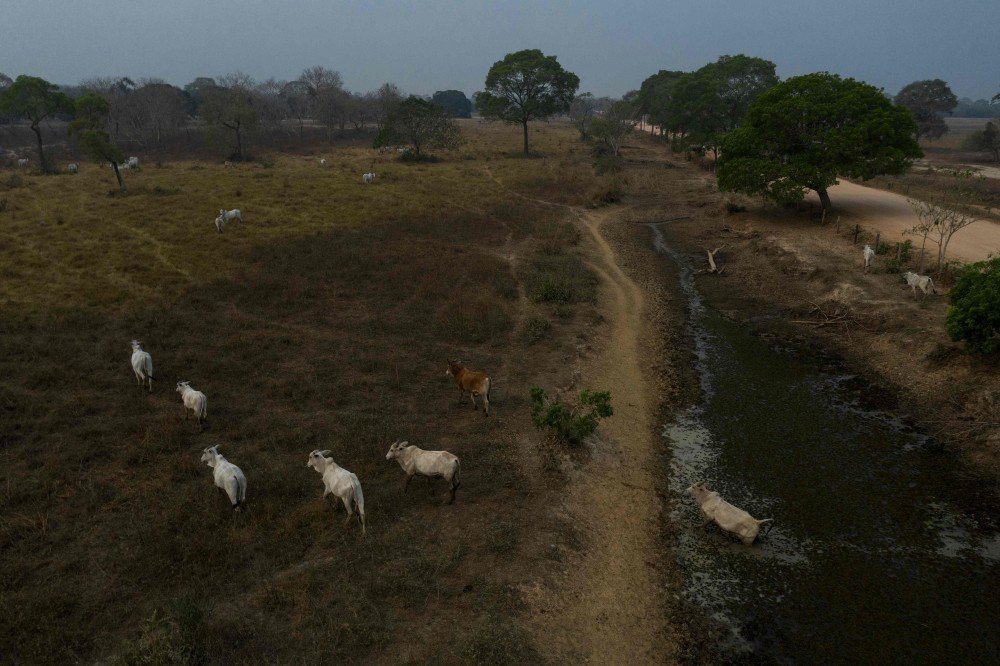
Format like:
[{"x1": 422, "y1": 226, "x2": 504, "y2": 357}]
[{"x1": 0, "y1": 120, "x2": 619, "y2": 662}]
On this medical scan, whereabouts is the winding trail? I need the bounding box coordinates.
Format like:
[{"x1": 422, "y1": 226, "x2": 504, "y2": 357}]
[{"x1": 485, "y1": 166, "x2": 673, "y2": 661}]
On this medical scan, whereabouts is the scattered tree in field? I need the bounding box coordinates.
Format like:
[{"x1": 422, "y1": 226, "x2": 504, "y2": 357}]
[
  {"x1": 908, "y1": 197, "x2": 980, "y2": 272},
  {"x1": 374, "y1": 96, "x2": 462, "y2": 157},
  {"x1": 717, "y1": 73, "x2": 921, "y2": 211},
  {"x1": 372, "y1": 83, "x2": 404, "y2": 131},
  {"x1": 894, "y1": 79, "x2": 958, "y2": 140},
  {"x1": 962, "y1": 121, "x2": 1000, "y2": 162},
  {"x1": 0, "y1": 72, "x2": 12, "y2": 90},
  {"x1": 590, "y1": 99, "x2": 635, "y2": 157},
  {"x1": 946, "y1": 258, "x2": 1000, "y2": 353},
  {"x1": 568, "y1": 93, "x2": 600, "y2": 140},
  {"x1": 0, "y1": 75, "x2": 73, "y2": 172},
  {"x1": 432, "y1": 90, "x2": 472, "y2": 118},
  {"x1": 475, "y1": 49, "x2": 579, "y2": 155},
  {"x1": 669, "y1": 54, "x2": 778, "y2": 158},
  {"x1": 69, "y1": 93, "x2": 127, "y2": 191},
  {"x1": 201, "y1": 73, "x2": 261, "y2": 160}
]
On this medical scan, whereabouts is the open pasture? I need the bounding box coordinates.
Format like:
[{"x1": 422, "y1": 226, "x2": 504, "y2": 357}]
[{"x1": 0, "y1": 120, "x2": 610, "y2": 662}]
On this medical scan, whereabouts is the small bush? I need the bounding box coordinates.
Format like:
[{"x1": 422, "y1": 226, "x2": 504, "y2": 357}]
[
  {"x1": 946, "y1": 257, "x2": 1000, "y2": 353},
  {"x1": 4, "y1": 173, "x2": 25, "y2": 189},
  {"x1": 724, "y1": 200, "x2": 746, "y2": 214},
  {"x1": 597, "y1": 183, "x2": 624, "y2": 204},
  {"x1": 0, "y1": 196, "x2": 8, "y2": 212},
  {"x1": 521, "y1": 315, "x2": 552, "y2": 344},
  {"x1": 530, "y1": 387, "x2": 612, "y2": 445}
]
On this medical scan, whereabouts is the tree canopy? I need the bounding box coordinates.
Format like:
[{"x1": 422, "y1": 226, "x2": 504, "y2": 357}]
[
  {"x1": 69, "y1": 92, "x2": 127, "y2": 190},
  {"x1": 374, "y1": 96, "x2": 462, "y2": 157},
  {"x1": 431, "y1": 90, "x2": 472, "y2": 118},
  {"x1": 717, "y1": 72, "x2": 922, "y2": 210},
  {"x1": 475, "y1": 49, "x2": 579, "y2": 155},
  {"x1": 669, "y1": 55, "x2": 778, "y2": 156},
  {"x1": 894, "y1": 79, "x2": 957, "y2": 140},
  {"x1": 0, "y1": 75, "x2": 73, "y2": 172},
  {"x1": 636, "y1": 69, "x2": 684, "y2": 132},
  {"x1": 946, "y1": 258, "x2": 1000, "y2": 353},
  {"x1": 201, "y1": 74, "x2": 262, "y2": 160}
]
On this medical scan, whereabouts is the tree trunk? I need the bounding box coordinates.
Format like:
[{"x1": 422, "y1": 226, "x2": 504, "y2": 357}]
[
  {"x1": 31, "y1": 124, "x2": 47, "y2": 173},
  {"x1": 817, "y1": 188, "x2": 832, "y2": 211},
  {"x1": 234, "y1": 125, "x2": 243, "y2": 160},
  {"x1": 112, "y1": 163, "x2": 126, "y2": 193},
  {"x1": 522, "y1": 120, "x2": 529, "y2": 156}
]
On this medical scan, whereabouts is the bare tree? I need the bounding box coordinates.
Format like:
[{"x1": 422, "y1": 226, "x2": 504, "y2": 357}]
[
  {"x1": 202, "y1": 72, "x2": 261, "y2": 160},
  {"x1": 298, "y1": 66, "x2": 343, "y2": 100},
  {"x1": 590, "y1": 99, "x2": 635, "y2": 157},
  {"x1": 908, "y1": 198, "x2": 981, "y2": 272},
  {"x1": 372, "y1": 83, "x2": 403, "y2": 131}
]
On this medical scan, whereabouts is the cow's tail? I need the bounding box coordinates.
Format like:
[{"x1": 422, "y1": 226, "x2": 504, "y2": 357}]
[{"x1": 352, "y1": 475, "x2": 366, "y2": 534}]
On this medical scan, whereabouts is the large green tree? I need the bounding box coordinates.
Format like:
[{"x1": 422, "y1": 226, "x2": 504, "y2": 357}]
[
  {"x1": 894, "y1": 79, "x2": 958, "y2": 140},
  {"x1": 717, "y1": 73, "x2": 921, "y2": 210},
  {"x1": 69, "y1": 93, "x2": 126, "y2": 191},
  {"x1": 637, "y1": 69, "x2": 685, "y2": 135},
  {"x1": 669, "y1": 55, "x2": 778, "y2": 158},
  {"x1": 475, "y1": 49, "x2": 579, "y2": 155},
  {"x1": 374, "y1": 96, "x2": 462, "y2": 157},
  {"x1": 431, "y1": 90, "x2": 472, "y2": 118},
  {"x1": 0, "y1": 75, "x2": 73, "y2": 172}
]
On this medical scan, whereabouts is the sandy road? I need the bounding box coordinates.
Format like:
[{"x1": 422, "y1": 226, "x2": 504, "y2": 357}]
[
  {"x1": 808, "y1": 181, "x2": 1000, "y2": 263},
  {"x1": 635, "y1": 123, "x2": 1000, "y2": 263}
]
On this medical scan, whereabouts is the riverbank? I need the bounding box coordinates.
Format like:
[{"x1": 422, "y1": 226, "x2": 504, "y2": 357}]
[{"x1": 632, "y1": 135, "x2": 1000, "y2": 489}]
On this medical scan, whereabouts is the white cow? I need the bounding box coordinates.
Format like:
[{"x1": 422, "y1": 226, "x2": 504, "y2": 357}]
[
  {"x1": 201, "y1": 445, "x2": 247, "y2": 511},
  {"x1": 306, "y1": 450, "x2": 366, "y2": 534},
  {"x1": 862, "y1": 244, "x2": 875, "y2": 271},
  {"x1": 214, "y1": 208, "x2": 242, "y2": 233},
  {"x1": 687, "y1": 482, "x2": 772, "y2": 546},
  {"x1": 129, "y1": 340, "x2": 154, "y2": 392},
  {"x1": 17, "y1": 158, "x2": 29, "y2": 168},
  {"x1": 67, "y1": 163, "x2": 79, "y2": 174},
  {"x1": 362, "y1": 172, "x2": 375, "y2": 184},
  {"x1": 176, "y1": 381, "x2": 208, "y2": 425},
  {"x1": 903, "y1": 271, "x2": 936, "y2": 298},
  {"x1": 385, "y1": 440, "x2": 461, "y2": 504}
]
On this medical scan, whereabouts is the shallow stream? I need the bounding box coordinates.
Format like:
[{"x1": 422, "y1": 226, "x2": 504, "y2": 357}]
[{"x1": 652, "y1": 223, "x2": 1000, "y2": 663}]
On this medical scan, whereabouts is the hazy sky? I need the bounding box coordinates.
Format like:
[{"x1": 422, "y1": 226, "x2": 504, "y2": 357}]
[{"x1": 1, "y1": 0, "x2": 997, "y2": 99}]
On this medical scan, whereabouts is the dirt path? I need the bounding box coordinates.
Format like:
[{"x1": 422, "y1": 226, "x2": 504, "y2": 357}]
[
  {"x1": 483, "y1": 166, "x2": 673, "y2": 661},
  {"x1": 808, "y1": 180, "x2": 1000, "y2": 263}
]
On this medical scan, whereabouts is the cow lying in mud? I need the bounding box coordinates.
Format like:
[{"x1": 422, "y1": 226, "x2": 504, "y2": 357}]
[{"x1": 687, "y1": 482, "x2": 773, "y2": 546}]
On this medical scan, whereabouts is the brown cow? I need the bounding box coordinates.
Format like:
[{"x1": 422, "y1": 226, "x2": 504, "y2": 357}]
[{"x1": 445, "y1": 359, "x2": 491, "y2": 416}]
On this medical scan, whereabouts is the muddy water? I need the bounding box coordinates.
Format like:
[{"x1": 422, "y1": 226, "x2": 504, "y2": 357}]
[{"x1": 651, "y1": 224, "x2": 1000, "y2": 663}]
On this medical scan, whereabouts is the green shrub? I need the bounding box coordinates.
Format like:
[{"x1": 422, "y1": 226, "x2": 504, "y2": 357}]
[
  {"x1": 946, "y1": 257, "x2": 1000, "y2": 353},
  {"x1": 521, "y1": 315, "x2": 552, "y2": 344},
  {"x1": 530, "y1": 387, "x2": 612, "y2": 445}
]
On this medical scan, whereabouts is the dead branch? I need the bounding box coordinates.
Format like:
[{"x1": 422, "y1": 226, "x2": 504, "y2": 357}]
[{"x1": 706, "y1": 247, "x2": 725, "y2": 274}]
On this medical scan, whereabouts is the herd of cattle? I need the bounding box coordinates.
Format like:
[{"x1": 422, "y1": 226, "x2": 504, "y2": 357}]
[
  {"x1": 129, "y1": 339, "x2": 489, "y2": 533},
  {"x1": 6, "y1": 154, "x2": 945, "y2": 546}
]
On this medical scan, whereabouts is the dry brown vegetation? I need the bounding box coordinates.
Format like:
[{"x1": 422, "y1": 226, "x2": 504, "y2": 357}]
[{"x1": 0, "y1": 120, "x2": 625, "y2": 662}]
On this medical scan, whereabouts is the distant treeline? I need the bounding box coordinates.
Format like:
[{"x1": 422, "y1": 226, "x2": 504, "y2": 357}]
[
  {"x1": 952, "y1": 97, "x2": 999, "y2": 118},
  {"x1": 0, "y1": 68, "x2": 474, "y2": 161}
]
